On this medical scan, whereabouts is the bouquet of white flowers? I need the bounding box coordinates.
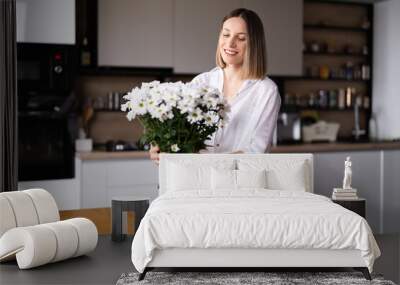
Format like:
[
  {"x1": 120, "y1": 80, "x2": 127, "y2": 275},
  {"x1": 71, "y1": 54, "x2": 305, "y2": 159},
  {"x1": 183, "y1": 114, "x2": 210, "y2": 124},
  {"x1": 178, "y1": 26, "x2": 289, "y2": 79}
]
[{"x1": 121, "y1": 81, "x2": 227, "y2": 153}]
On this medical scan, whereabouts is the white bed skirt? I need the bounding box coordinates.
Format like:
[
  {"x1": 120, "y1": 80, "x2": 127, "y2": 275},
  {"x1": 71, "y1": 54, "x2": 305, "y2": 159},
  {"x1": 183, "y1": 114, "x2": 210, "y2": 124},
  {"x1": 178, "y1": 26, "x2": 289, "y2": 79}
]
[{"x1": 148, "y1": 248, "x2": 366, "y2": 268}]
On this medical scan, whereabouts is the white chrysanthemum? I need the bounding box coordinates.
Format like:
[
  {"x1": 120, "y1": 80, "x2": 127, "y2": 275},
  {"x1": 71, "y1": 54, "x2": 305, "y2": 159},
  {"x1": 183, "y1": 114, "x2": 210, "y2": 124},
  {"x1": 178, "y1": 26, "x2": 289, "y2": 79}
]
[
  {"x1": 136, "y1": 100, "x2": 147, "y2": 115},
  {"x1": 122, "y1": 81, "x2": 227, "y2": 138},
  {"x1": 171, "y1": 144, "x2": 180, "y2": 152},
  {"x1": 126, "y1": 110, "x2": 136, "y2": 121},
  {"x1": 187, "y1": 107, "x2": 204, "y2": 123},
  {"x1": 120, "y1": 101, "x2": 129, "y2": 112},
  {"x1": 203, "y1": 112, "x2": 219, "y2": 127}
]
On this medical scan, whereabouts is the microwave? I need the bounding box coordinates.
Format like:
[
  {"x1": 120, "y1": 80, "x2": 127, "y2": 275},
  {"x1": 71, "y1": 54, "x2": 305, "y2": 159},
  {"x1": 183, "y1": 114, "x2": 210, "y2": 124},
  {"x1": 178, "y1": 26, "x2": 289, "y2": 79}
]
[{"x1": 17, "y1": 43, "x2": 76, "y2": 109}]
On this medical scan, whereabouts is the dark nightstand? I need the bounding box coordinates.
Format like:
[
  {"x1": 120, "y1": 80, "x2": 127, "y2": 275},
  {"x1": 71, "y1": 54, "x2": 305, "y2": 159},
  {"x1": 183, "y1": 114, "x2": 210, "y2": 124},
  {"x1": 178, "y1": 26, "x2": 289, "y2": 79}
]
[{"x1": 332, "y1": 198, "x2": 366, "y2": 218}]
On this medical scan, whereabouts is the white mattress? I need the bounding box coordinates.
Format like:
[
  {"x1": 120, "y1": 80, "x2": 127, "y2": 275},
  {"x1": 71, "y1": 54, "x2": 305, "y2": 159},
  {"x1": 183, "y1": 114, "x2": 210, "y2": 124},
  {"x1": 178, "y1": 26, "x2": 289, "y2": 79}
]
[{"x1": 131, "y1": 190, "x2": 380, "y2": 273}]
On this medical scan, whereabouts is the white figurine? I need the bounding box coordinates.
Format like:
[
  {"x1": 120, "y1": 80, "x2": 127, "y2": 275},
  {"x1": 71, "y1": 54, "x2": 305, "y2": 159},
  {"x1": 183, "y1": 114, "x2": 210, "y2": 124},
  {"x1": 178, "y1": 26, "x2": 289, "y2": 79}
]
[{"x1": 342, "y1": 156, "x2": 352, "y2": 190}]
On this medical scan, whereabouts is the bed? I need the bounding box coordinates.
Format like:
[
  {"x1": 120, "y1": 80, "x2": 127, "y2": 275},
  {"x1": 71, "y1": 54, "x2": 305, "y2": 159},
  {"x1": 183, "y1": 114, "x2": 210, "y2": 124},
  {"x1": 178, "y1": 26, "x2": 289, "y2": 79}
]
[{"x1": 131, "y1": 153, "x2": 380, "y2": 280}]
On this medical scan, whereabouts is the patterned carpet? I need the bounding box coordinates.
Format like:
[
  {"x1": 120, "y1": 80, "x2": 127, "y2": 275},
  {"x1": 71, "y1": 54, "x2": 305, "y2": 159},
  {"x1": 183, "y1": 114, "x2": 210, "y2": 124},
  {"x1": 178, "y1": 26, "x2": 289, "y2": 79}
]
[{"x1": 116, "y1": 271, "x2": 396, "y2": 285}]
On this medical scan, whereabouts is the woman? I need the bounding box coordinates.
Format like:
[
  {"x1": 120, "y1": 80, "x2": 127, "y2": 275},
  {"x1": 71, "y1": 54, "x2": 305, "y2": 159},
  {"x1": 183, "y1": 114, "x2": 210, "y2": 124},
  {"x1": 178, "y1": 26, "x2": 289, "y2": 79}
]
[{"x1": 150, "y1": 8, "x2": 280, "y2": 162}]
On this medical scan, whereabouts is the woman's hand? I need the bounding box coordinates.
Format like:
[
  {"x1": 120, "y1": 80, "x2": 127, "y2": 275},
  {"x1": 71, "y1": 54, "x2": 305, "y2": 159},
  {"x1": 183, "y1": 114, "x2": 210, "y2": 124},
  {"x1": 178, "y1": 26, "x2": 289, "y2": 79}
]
[{"x1": 149, "y1": 145, "x2": 160, "y2": 165}]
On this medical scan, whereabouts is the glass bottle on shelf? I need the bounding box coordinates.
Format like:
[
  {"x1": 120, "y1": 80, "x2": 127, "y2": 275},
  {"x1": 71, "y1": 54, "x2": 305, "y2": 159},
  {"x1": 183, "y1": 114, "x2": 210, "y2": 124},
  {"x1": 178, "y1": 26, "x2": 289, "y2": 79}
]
[
  {"x1": 345, "y1": 87, "x2": 355, "y2": 108},
  {"x1": 345, "y1": 61, "x2": 354, "y2": 80},
  {"x1": 329, "y1": 90, "x2": 338, "y2": 109},
  {"x1": 338, "y1": 88, "x2": 346, "y2": 109}
]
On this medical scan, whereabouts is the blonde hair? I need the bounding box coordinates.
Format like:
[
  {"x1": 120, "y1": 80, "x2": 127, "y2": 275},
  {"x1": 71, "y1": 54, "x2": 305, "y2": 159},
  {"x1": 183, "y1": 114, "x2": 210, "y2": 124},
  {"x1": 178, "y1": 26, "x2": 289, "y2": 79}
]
[{"x1": 216, "y1": 8, "x2": 267, "y2": 79}]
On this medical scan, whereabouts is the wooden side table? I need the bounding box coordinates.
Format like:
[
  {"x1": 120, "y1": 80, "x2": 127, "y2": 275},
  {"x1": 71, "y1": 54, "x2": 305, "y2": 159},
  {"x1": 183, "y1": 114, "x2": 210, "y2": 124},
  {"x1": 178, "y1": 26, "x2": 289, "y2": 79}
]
[
  {"x1": 111, "y1": 196, "x2": 150, "y2": 242},
  {"x1": 332, "y1": 198, "x2": 366, "y2": 218}
]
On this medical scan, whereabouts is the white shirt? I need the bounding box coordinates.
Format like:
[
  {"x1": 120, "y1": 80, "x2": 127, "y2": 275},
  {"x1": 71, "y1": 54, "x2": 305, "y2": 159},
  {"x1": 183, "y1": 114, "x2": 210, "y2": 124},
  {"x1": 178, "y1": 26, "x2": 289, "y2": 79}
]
[{"x1": 192, "y1": 67, "x2": 281, "y2": 153}]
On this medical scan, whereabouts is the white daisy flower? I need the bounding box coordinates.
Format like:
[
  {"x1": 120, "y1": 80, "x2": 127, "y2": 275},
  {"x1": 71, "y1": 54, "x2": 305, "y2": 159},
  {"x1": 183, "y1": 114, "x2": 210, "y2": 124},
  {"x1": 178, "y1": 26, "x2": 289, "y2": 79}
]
[{"x1": 171, "y1": 144, "x2": 180, "y2": 152}]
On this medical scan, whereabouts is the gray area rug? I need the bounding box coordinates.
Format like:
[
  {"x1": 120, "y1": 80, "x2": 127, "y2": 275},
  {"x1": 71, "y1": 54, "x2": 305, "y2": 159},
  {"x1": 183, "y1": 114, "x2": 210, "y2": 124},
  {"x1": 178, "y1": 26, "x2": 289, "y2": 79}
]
[{"x1": 116, "y1": 271, "x2": 396, "y2": 285}]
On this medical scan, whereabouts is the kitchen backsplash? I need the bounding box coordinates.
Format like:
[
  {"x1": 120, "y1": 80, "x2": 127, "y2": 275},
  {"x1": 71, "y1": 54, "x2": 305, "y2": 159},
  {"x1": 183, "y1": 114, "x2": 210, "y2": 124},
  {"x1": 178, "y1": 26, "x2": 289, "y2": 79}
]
[{"x1": 75, "y1": 74, "x2": 194, "y2": 145}]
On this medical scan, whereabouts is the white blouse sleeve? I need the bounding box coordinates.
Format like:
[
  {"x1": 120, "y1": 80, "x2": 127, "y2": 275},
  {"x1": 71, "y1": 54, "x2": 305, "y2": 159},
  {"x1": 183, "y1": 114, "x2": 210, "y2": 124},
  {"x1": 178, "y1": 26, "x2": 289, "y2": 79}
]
[{"x1": 243, "y1": 85, "x2": 281, "y2": 153}]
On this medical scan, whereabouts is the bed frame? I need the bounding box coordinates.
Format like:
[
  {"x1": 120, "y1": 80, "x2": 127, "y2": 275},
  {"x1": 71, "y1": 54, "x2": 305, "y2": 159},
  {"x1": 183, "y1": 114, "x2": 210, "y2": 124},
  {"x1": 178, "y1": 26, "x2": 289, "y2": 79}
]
[
  {"x1": 140, "y1": 248, "x2": 371, "y2": 280},
  {"x1": 138, "y1": 154, "x2": 372, "y2": 281}
]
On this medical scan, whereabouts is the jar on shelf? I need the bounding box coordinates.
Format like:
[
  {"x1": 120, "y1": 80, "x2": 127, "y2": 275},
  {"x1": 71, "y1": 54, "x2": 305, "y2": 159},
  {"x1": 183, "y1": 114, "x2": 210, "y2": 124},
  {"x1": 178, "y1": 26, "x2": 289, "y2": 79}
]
[
  {"x1": 308, "y1": 92, "x2": 317, "y2": 107},
  {"x1": 318, "y1": 89, "x2": 329, "y2": 108},
  {"x1": 338, "y1": 88, "x2": 346, "y2": 109},
  {"x1": 310, "y1": 41, "x2": 321, "y2": 53},
  {"x1": 329, "y1": 90, "x2": 338, "y2": 109},
  {"x1": 345, "y1": 61, "x2": 354, "y2": 80},
  {"x1": 346, "y1": 87, "x2": 356, "y2": 108},
  {"x1": 361, "y1": 64, "x2": 371, "y2": 80},
  {"x1": 319, "y1": 66, "x2": 330, "y2": 79}
]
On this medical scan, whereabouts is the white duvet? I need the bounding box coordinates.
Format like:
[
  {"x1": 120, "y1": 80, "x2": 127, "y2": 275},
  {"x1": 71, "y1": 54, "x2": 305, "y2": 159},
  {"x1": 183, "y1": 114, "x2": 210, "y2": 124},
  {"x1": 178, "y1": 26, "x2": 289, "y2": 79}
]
[{"x1": 131, "y1": 190, "x2": 380, "y2": 273}]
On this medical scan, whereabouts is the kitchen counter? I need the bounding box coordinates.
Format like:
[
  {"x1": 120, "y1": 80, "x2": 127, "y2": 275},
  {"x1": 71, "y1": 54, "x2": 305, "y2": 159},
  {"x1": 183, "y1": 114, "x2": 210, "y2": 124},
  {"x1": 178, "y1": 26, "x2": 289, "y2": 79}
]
[
  {"x1": 271, "y1": 141, "x2": 400, "y2": 153},
  {"x1": 76, "y1": 141, "x2": 400, "y2": 160},
  {"x1": 77, "y1": 150, "x2": 150, "y2": 160}
]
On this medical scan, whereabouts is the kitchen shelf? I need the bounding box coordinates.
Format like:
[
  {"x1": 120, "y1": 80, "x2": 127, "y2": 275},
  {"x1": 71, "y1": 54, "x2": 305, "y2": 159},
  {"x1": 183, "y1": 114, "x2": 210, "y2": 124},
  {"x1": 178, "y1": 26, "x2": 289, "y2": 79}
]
[
  {"x1": 282, "y1": 107, "x2": 366, "y2": 113},
  {"x1": 79, "y1": 66, "x2": 173, "y2": 77},
  {"x1": 303, "y1": 51, "x2": 369, "y2": 57},
  {"x1": 284, "y1": 76, "x2": 370, "y2": 82},
  {"x1": 94, "y1": 109, "x2": 124, "y2": 113},
  {"x1": 304, "y1": 24, "x2": 369, "y2": 32}
]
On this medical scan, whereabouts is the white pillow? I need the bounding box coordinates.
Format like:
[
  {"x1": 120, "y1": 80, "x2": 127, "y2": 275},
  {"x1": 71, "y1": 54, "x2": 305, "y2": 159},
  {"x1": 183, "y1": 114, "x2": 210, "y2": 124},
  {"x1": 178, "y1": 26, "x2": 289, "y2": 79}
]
[
  {"x1": 236, "y1": 169, "x2": 267, "y2": 189},
  {"x1": 237, "y1": 159, "x2": 309, "y2": 192},
  {"x1": 167, "y1": 159, "x2": 235, "y2": 192},
  {"x1": 211, "y1": 168, "x2": 236, "y2": 190},
  {"x1": 211, "y1": 168, "x2": 267, "y2": 190},
  {"x1": 168, "y1": 162, "x2": 209, "y2": 191},
  {"x1": 266, "y1": 162, "x2": 307, "y2": 191}
]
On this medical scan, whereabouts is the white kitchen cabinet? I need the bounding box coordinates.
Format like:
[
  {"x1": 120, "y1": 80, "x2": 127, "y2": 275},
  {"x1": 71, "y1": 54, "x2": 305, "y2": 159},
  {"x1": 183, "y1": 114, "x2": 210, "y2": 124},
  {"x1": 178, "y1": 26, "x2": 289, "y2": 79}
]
[
  {"x1": 243, "y1": 0, "x2": 303, "y2": 76},
  {"x1": 173, "y1": 0, "x2": 242, "y2": 74},
  {"x1": 18, "y1": 158, "x2": 81, "y2": 211},
  {"x1": 81, "y1": 158, "x2": 158, "y2": 208},
  {"x1": 314, "y1": 151, "x2": 381, "y2": 233},
  {"x1": 81, "y1": 160, "x2": 107, "y2": 208},
  {"x1": 16, "y1": 0, "x2": 75, "y2": 44},
  {"x1": 97, "y1": 0, "x2": 173, "y2": 67}
]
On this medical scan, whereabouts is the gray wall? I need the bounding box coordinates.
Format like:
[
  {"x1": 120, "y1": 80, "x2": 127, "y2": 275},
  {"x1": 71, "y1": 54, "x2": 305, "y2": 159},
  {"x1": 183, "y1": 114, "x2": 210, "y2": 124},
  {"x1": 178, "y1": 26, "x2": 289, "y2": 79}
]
[
  {"x1": 314, "y1": 150, "x2": 400, "y2": 234},
  {"x1": 314, "y1": 151, "x2": 381, "y2": 233},
  {"x1": 373, "y1": 0, "x2": 400, "y2": 139}
]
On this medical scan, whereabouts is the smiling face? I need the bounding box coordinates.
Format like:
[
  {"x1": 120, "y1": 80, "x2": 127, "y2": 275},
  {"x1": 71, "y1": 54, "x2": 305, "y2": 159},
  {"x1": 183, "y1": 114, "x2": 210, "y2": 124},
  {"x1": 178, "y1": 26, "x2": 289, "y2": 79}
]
[{"x1": 218, "y1": 17, "x2": 248, "y2": 68}]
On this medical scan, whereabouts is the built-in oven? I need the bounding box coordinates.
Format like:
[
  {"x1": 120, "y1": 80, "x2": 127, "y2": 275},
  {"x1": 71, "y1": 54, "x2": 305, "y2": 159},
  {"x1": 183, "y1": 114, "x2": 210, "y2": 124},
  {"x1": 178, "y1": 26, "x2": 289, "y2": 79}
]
[
  {"x1": 17, "y1": 43, "x2": 75, "y2": 110},
  {"x1": 18, "y1": 112, "x2": 76, "y2": 181},
  {"x1": 17, "y1": 43, "x2": 77, "y2": 181}
]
